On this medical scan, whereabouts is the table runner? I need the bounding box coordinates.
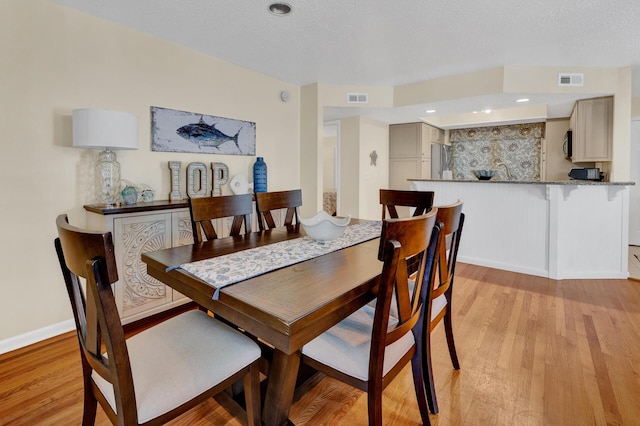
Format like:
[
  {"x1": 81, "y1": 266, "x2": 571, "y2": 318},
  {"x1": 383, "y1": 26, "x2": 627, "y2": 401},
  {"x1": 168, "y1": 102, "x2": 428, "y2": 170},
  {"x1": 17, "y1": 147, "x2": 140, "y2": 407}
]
[{"x1": 175, "y1": 220, "x2": 382, "y2": 299}]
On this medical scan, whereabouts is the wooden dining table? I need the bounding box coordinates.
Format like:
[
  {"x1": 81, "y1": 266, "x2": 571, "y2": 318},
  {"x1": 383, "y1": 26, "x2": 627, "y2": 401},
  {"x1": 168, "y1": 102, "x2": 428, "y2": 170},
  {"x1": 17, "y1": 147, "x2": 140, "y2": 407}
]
[{"x1": 141, "y1": 220, "x2": 383, "y2": 426}]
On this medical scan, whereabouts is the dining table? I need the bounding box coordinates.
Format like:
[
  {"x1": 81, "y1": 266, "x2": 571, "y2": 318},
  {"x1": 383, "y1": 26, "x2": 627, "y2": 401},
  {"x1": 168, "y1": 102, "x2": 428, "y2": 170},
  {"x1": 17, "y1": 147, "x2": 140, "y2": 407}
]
[{"x1": 141, "y1": 219, "x2": 383, "y2": 426}]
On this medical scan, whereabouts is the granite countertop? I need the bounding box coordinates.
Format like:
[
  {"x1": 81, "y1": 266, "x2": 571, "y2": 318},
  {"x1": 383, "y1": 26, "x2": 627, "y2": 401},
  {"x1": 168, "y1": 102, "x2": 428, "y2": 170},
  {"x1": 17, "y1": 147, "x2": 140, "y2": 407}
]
[{"x1": 408, "y1": 179, "x2": 635, "y2": 186}]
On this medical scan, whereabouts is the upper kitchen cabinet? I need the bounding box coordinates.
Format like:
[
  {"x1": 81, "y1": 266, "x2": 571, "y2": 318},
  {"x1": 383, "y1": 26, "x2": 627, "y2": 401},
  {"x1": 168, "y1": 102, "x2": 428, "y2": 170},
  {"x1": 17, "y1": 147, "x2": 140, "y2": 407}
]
[
  {"x1": 389, "y1": 122, "x2": 444, "y2": 158},
  {"x1": 389, "y1": 122, "x2": 444, "y2": 190},
  {"x1": 570, "y1": 96, "x2": 613, "y2": 162}
]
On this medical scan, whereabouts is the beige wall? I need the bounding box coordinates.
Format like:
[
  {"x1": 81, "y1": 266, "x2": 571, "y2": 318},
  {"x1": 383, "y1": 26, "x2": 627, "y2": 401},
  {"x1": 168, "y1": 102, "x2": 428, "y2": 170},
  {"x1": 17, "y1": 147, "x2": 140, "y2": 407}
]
[
  {"x1": 332, "y1": 117, "x2": 389, "y2": 220},
  {"x1": 323, "y1": 137, "x2": 337, "y2": 190},
  {"x1": 357, "y1": 118, "x2": 389, "y2": 220},
  {"x1": 338, "y1": 117, "x2": 360, "y2": 217},
  {"x1": 300, "y1": 84, "x2": 321, "y2": 217},
  {"x1": 0, "y1": 0, "x2": 300, "y2": 342}
]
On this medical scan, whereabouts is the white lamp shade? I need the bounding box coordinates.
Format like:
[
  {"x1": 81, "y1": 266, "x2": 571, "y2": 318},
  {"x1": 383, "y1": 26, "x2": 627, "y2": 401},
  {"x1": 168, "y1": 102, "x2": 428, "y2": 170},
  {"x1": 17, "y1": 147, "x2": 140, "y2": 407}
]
[{"x1": 72, "y1": 109, "x2": 138, "y2": 150}]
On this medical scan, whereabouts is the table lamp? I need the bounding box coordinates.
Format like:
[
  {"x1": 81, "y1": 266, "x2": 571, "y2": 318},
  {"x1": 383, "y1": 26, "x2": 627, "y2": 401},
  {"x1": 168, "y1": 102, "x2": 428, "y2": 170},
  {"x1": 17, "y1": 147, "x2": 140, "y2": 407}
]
[{"x1": 72, "y1": 109, "x2": 138, "y2": 206}]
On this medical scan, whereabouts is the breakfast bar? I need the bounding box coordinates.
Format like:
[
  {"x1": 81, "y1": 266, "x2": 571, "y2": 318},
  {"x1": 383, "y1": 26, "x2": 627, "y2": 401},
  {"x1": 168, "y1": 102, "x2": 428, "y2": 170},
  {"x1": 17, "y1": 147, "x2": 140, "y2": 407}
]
[{"x1": 410, "y1": 179, "x2": 634, "y2": 280}]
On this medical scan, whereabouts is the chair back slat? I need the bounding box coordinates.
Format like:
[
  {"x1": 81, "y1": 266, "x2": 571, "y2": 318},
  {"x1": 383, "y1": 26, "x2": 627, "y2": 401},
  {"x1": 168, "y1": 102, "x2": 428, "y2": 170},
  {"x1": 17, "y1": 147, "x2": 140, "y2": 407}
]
[
  {"x1": 373, "y1": 209, "x2": 438, "y2": 353},
  {"x1": 55, "y1": 214, "x2": 138, "y2": 422},
  {"x1": 380, "y1": 189, "x2": 434, "y2": 219},
  {"x1": 189, "y1": 194, "x2": 253, "y2": 242},
  {"x1": 434, "y1": 200, "x2": 464, "y2": 297},
  {"x1": 255, "y1": 189, "x2": 302, "y2": 230}
]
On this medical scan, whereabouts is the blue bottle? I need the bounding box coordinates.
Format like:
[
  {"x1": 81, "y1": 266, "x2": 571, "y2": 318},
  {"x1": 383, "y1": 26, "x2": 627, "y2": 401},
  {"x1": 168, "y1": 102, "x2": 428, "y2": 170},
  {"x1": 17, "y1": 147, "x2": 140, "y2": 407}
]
[{"x1": 253, "y1": 157, "x2": 267, "y2": 193}]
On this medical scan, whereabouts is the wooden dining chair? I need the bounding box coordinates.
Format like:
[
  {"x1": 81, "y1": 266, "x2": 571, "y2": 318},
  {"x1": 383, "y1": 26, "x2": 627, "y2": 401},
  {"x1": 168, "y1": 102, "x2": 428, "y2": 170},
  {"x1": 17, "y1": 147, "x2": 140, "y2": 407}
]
[
  {"x1": 301, "y1": 210, "x2": 441, "y2": 425},
  {"x1": 421, "y1": 199, "x2": 464, "y2": 414},
  {"x1": 254, "y1": 189, "x2": 302, "y2": 231},
  {"x1": 54, "y1": 214, "x2": 262, "y2": 426},
  {"x1": 380, "y1": 189, "x2": 435, "y2": 219},
  {"x1": 189, "y1": 194, "x2": 253, "y2": 243}
]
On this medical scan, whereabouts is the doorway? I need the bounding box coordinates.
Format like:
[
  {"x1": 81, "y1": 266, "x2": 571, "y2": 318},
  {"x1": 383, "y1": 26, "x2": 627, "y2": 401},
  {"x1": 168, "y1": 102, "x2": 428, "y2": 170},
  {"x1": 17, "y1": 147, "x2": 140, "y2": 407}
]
[{"x1": 322, "y1": 121, "x2": 340, "y2": 216}]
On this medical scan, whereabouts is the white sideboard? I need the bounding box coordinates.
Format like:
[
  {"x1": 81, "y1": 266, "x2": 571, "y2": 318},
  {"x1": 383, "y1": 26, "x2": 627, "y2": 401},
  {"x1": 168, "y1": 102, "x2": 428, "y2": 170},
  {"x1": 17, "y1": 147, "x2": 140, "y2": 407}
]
[
  {"x1": 86, "y1": 201, "x2": 193, "y2": 324},
  {"x1": 410, "y1": 179, "x2": 632, "y2": 280}
]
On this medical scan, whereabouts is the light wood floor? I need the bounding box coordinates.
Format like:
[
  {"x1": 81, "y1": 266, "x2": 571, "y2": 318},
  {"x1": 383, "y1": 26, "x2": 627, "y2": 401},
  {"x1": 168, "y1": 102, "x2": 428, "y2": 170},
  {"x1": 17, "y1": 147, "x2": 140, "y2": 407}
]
[
  {"x1": 628, "y1": 245, "x2": 640, "y2": 280},
  {"x1": 2, "y1": 263, "x2": 640, "y2": 425}
]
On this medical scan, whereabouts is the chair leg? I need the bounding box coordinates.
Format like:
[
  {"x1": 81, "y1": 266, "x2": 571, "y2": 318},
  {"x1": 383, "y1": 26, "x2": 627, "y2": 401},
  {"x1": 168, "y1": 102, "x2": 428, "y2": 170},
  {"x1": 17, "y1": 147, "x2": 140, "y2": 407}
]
[
  {"x1": 410, "y1": 352, "x2": 432, "y2": 425},
  {"x1": 444, "y1": 310, "x2": 460, "y2": 370},
  {"x1": 82, "y1": 387, "x2": 98, "y2": 426},
  {"x1": 243, "y1": 362, "x2": 262, "y2": 426},
  {"x1": 367, "y1": 379, "x2": 384, "y2": 426},
  {"x1": 423, "y1": 330, "x2": 439, "y2": 414}
]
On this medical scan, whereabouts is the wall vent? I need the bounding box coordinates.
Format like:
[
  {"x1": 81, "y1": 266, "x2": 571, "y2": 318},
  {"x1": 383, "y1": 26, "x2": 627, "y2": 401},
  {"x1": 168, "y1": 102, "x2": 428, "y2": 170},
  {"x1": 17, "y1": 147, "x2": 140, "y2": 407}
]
[
  {"x1": 347, "y1": 93, "x2": 368, "y2": 104},
  {"x1": 558, "y1": 73, "x2": 584, "y2": 87}
]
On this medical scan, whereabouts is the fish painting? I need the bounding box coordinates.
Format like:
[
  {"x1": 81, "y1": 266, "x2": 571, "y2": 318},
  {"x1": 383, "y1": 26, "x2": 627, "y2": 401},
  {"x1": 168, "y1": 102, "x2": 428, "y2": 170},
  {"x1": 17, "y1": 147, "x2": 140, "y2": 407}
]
[
  {"x1": 176, "y1": 116, "x2": 241, "y2": 152},
  {"x1": 151, "y1": 106, "x2": 256, "y2": 156}
]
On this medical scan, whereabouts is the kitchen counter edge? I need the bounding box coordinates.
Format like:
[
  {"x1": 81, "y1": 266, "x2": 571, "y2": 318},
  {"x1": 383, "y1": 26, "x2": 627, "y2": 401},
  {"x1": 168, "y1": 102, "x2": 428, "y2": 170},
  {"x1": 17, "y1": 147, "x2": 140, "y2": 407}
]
[{"x1": 408, "y1": 179, "x2": 634, "y2": 186}]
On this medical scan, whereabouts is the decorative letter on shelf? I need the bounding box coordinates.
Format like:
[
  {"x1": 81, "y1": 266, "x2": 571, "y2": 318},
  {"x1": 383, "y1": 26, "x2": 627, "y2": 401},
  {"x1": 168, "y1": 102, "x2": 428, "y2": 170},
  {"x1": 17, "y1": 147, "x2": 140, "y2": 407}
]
[
  {"x1": 187, "y1": 162, "x2": 208, "y2": 198},
  {"x1": 169, "y1": 161, "x2": 182, "y2": 201},
  {"x1": 212, "y1": 163, "x2": 229, "y2": 196}
]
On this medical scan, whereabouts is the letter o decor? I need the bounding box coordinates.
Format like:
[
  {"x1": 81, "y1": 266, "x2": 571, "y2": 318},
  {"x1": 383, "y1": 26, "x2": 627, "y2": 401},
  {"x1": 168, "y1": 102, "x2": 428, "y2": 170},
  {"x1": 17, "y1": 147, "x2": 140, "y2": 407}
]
[{"x1": 187, "y1": 162, "x2": 208, "y2": 198}]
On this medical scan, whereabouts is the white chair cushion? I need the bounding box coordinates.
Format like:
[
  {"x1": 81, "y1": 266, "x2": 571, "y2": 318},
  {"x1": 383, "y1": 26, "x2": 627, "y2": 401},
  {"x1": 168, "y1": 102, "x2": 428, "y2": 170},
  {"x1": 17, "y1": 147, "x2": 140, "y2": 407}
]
[
  {"x1": 370, "y1": 279, "x2": 448, "y2": 322},
  {"x1": 302, "y1": 304, "x2": 415, "y2": 382},
  {"x1": 431, "y1": 294, "x2": 447, "y2": 320},
  {"x1": 92, "y1": 310, "x2": 260, "y2": 424}
]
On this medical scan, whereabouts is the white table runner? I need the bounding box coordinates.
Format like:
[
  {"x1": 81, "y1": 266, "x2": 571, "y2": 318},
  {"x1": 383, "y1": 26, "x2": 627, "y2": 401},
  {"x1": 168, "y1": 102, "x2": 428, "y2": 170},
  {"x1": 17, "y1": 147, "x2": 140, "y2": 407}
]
[{"x1": 175, "y1": 221, "x2": 382, "y2": 299}]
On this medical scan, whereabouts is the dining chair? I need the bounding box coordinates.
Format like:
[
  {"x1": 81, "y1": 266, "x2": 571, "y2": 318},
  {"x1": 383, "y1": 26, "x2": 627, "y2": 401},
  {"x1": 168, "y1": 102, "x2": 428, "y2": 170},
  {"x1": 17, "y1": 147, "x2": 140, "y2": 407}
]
[
  {"x1": 421, "y1": 199, "x2": 464, "y2": 414},
  {"x1": 254, "y1": 189, "x2": 302, "y2": 231},
  {"x1": 380, "y1": 189, "x2": 435, "y2": 219},
  {"x1": 54, "y1": 214, "x2": 262, "y2": 426},
  {"x1": 189, "y1": 194, "x2": 253, "y2": 243},
  {"x1": 301, "y1": 210, "x2": 441, "y2": 425}
]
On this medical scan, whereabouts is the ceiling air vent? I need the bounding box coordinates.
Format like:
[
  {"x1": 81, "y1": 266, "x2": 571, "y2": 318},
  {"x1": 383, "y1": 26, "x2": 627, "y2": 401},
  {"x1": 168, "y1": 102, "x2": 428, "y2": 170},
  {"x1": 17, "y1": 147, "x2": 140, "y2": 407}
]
[
  {"x1": 347, "y1": 93, "x2": 368, "y2": 104},
  {"x1": 558, "y1": 73, "x2": 584, "y2": 87}
]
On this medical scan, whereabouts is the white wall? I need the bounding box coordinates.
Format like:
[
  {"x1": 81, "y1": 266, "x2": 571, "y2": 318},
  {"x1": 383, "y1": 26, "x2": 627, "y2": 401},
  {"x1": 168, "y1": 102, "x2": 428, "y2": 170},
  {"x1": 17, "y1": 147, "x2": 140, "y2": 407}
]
[{"x1": 0, "y1": 0, "x2": 300, "y2": 343}]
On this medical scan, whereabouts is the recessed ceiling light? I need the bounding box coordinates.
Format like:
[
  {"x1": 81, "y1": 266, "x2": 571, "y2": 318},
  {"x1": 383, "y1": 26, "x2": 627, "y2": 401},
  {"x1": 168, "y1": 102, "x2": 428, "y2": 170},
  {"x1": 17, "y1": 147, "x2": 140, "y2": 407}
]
[
  {"x1": 516, "y1": 98, "x2": 530, "y2": 103},
  {"x1": 483, "y1": 109, "x2": 491, "y2": 114},
  {"x1": 268, "y1": 2, "x2": 292, "y2": 15},
  {"x1": 425, "y1": 109, "x2": 436, "y2": 113}
]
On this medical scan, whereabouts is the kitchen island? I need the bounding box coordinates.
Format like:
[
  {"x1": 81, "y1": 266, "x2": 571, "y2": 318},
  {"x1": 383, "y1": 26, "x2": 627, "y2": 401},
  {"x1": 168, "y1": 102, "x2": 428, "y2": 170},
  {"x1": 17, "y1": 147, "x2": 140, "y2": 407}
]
[{"x1": 410, "y1": 179, "x2": 634, "y2": 280}]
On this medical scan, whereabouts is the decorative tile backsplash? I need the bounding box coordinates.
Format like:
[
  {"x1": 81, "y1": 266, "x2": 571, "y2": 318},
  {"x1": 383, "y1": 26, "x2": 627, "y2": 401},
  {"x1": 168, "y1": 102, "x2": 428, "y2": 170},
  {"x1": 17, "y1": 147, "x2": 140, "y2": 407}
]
[{"x1": 450, "y1": 123, "x2": 544, "y2": 181}]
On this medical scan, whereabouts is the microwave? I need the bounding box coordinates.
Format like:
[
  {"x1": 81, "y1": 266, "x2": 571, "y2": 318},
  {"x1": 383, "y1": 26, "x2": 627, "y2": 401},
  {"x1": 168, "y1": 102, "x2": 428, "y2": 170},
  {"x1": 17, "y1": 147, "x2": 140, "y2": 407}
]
[{"x1": 562, "y1": 130, "x2": 572, "y2": 159}]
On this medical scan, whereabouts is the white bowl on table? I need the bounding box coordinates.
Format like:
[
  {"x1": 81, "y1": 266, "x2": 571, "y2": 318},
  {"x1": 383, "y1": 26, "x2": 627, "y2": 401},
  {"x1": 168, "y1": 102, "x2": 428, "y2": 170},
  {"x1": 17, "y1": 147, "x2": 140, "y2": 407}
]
[{"x1": 300, "y1": 211, "x2": 351, "y2": 241}]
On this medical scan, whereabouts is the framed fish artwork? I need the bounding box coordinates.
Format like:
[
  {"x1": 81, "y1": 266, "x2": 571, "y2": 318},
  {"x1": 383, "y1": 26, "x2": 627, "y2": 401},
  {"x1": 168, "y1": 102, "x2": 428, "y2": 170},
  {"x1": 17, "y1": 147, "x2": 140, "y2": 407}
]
[{"x1": 151, "y1": 106, "x2": 256, "y2": 156}]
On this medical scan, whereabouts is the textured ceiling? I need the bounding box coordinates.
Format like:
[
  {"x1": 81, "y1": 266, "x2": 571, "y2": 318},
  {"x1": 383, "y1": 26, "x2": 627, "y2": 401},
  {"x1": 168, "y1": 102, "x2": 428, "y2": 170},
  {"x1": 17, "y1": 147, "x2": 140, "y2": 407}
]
[{"x1": 52, "y1": 0, "x2": 640, "y2": 124}]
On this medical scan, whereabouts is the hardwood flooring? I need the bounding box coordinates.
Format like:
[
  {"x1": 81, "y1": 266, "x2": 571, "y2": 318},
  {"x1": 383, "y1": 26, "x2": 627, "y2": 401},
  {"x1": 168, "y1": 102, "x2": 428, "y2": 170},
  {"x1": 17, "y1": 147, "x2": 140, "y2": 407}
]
[
  {"x1": 2, "y1": 263, "x2": 640, "y2": 425},
  {"x1": 628, "y1": 245, "x2": 640, "y2": 280}
]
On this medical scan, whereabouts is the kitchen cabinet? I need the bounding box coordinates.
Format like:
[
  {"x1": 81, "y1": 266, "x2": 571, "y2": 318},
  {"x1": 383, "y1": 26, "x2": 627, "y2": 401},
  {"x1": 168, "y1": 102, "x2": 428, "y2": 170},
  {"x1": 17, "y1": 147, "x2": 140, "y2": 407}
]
[
  {"x1": 389, "y1": 122, "x2": 444, "y2": 189},
  {"x1": 570, "y1": 96, "x2": 613, "y2": 162}
]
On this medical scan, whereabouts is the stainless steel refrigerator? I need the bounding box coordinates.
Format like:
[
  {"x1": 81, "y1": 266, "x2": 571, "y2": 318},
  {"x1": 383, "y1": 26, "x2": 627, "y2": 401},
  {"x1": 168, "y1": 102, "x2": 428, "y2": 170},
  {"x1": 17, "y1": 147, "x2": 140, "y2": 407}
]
[{"x1": 431, "y1": 143, "x2": 453, "y2": 180}]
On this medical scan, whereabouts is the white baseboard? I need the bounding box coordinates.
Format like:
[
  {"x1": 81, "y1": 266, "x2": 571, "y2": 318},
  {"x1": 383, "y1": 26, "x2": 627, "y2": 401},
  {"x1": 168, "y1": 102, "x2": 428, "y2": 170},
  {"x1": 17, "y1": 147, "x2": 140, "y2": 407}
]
[
  {"x1": 459, "y1": 255, "x2": 549, "y2": 279},
  {"x1": 0, "y1": 320, "x2": 75, "y2": 355}
]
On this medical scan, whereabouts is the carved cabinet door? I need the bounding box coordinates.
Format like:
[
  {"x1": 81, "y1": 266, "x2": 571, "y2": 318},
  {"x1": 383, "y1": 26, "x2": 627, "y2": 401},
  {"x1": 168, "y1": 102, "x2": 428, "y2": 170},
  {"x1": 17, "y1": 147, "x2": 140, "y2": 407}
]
[
  {"x1": 170, "y1": 210, "x2": 194, "y2": 302},
  {"x1": 113, "y1": 213, "x2": 174, "y2": 319}
]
